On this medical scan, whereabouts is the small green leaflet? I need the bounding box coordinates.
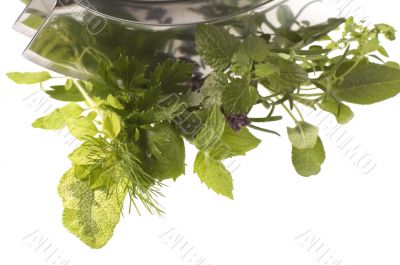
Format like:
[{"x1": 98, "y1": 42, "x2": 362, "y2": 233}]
[
  {"x1": 102, "y1": 111, "x2": 122, "y2": 139},
  {"x1": 194, "y1": 105, "x2": 226, "y2": 150},
  {"x1": 334, "y1": 63, "x2": 400, "y2": 104},
  {"x1": 67, "y1": 116, "x2": 98, "y2": 140},
  {"x1": 255, "y1": 63, "x2": 280, "y2": 79},
  {"x1": 32, "y1": 103, "x2": 84, "y2": 130},
  {"x1": 319, "y1": 96, "x2": 354, "y2": 124},
  {"x1": 151, "y1": 60, "x2": 193, "y2": 93},
  {"x1": 222, "y1": 79, "x2": 259, "y2": 114},
  {"x1": 45, "y1": 79, "x2": 84, "y2": 102},
  {"x1": 287, "y1": 122, "x2": 319, "y2": 149},
  {"x1": 208, "y1": 125, "x2": 261, "y2": 160},
  {"x1": 195, "y1": 24, "x2": 238, "y2": 70},
  {"x1": 292, "y1": 137, "x2": 326, "y2": 177},
  {"x1": 194, "y1": 151, "x2": 234, "y2": 199},
  {"x1": 58, "y1": 169, "x2": 126, "y2": 249},
  {"x1": 7, "y1": 71, "x2": 52, "y2": 84}
]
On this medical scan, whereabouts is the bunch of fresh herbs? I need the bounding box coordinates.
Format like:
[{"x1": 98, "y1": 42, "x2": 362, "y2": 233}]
[{"x1": 8, "y1": 7, "x2": 400, "y2": 248}]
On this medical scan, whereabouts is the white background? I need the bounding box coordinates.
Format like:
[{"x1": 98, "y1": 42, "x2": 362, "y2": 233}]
[{"x1": 0, "y1": 0, "x2": 399, "y2": 264}]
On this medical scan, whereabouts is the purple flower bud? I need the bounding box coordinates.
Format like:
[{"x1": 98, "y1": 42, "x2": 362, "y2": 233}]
[{"x1": 225, "y1": 113, "x2": 251, "y2": 131}]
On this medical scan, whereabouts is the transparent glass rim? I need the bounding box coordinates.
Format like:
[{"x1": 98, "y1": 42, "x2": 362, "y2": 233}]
[{"x1": 72, "y1": 0, "x2": 277, "y2": 27}]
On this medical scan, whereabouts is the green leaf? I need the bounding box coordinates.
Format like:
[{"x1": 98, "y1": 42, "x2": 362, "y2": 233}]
[
  {"x1": 334, "y1": 63, "x2": 400, "y2": 104},
  {"x1": 45, "y1": 79, "x2": 85, "y2": 102},
  {"x1": 196, "y1": 24, "x2": 239, "y2": 70},
  {"x1": 263, "y1": 57, "x2": 308, "y2": 92},
  {"x1": 7, "y1": 71, "x2": 52, "y2": 84},
  {"x1": 277, "y1": 5, "x2": 295, "y2": 29},
  {"x1": 287, "y1": 122, "x2": 319, "y2": 149},
  {"x1": 194, "y1": 105, "x2": 226, "y2": 150},
  {"x1": 151, "y1": 60, "x2": 193, "y2": 93},
  {"x1": 58, "y1": 169, "x2": 126, "y2": 249},
  {"x1": 142, "y1": 124, "x2": 185, "y2": 181},
  {"x1": 292, "y1": 137, "x2": 326, "y2": 177},
  {"x1": 255, "y1": 63, "x2": 280, "y2": 79},
  {"x1": 319, "y1": 96, "x2": 354, "y2": 124},
  {"x1": 200, "y1": 72, "x2": 228, "y2": 108},
  {"x1": 194, "y1": 151, "x2": 234, "y2": 199},
  {"x1": 237, "y1": 35, "x2": 270, "y2": 62},
  {"x1": 222, "y1": 79, "x2": 259, "y2": 114},
  {"x1": 32, "y1": 103, "x2": 84, "y2": 130},
  {"x1": 209, "y1": 125, "x2": 261, "y2": 160},
  {"x1": 102, "y1": 112, "x2": 122, "y2": 139},
  {"x1": 67, "y1": 117, "x2": 98, "y2": 140}
]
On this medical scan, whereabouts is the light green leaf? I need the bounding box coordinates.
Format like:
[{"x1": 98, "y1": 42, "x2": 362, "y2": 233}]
[
  {"x1": 67, "y1": 117, "x2": 98, "y2": 140},
  {"x1": 196, "y1": 24, "x2": 239, "y2": 70},
  {"x1": 142, "y1": 124, "x2": 185, "y2": 181},
  {"x1": 334, "y1": 63, "x2": 400, "y2": 104},
  {"x1": 292, "y1": 137, "x2": 326, "y2": 177},
  {"x1": 194, "y1": 105, "x2": 226, "y2": 150},
  {"x1": 7, "y1": 71, "x2": 52, "y2": 84},
  {"x1": 194, "y1": 151, "x2": 234, "y2": 199},
  {"x1": 102, "y1": 112, "x2": 121, "y2": 139},
  {"x1": 209, "y1": 125, "x2": 261, "y2": 160},
  {"x1": 287, "y1": 122, "x2": 319, "y2": 149},
  {"x1": 222, "y1": 79, "x2": 259, "y2": 114},
  {"x1": 319, "y1": 96, "x2": 354, "y2": 124},
  {"x1": 69, "y1": 141, "x2": 107, "y2": 166},
  {"x1": 45, "y1": 79, "x2": 85, "y2": 102},
  {"x1": 263, "y1": 57, "x2": 308, "y2": 92},
  {"x1": 32, "y1": 103, "x2": 84, "y2": 130},
  {"x1": 201, "y1": 72, "x2": 228, "y2": 108},
  {"x1": 58, "y1": 169, "x2": 127, "y2": 249},
  {"x1": 255, "y1": 63, "x2": 280, "y2": 79}
]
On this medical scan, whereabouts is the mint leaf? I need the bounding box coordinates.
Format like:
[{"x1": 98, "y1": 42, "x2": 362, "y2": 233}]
[
  {"x1": 58, "y1": 169, "x2": 126, "y2": 249},
  {"x1": 319, "y1": 96, "x2": 354, "y2": 124},
  {"x1": 194, "y1": 151, "x2": 234, "y2": 199},
  {"x1": 196, "y1": 24, "x2": 238, "y2": 70},
  {"x1": 291, "y1": 137, "x2": 326, "y2": 177},
  {"x1": 194, "y1": 105, "x2": 226, "y2": 150},
  {"x1": 32, "y1": 103, "x2": 84, "y2": 130},
  {"x1": 237, "y1": 35, "x2": 270, "y2": 62},
  {"x1": 201, "y1": 72, "x2": 228, "y2": 108},
  {"x1": 255, "y1": 63, "x2": 280, "y2": 79},
  {"x1": 7, "y1": 71, "x2": 52, "y2": 84},
  {"x1": 287, "y1": 122, "x2": 319, "y2": 149},
  {"x1": 263, "y1": 57, "x2": 308, "y2": 92},
  {"x1": 222, "y1": 79, "x2": 259, "y2": 114},
  {"x1": 334, "y1": 63, "x2": 400, "y2": 104}
]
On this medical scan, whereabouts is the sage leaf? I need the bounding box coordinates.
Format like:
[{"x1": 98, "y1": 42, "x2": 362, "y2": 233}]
[
  {"x1": 58, "y1": 169, "x2": 126, "y2": 249},
  {"x1": 319, "y1": 96, "x2": 354, "y2": 124},
  {"x1": 292, "y1": 137, "x2": 326, "y2": 177},
  {"x1": 287, "y1": 122, "x2": 319, "y2": 149},
  {"x1": 335, "y1": 63, "x2": 400, "y2": 104}
]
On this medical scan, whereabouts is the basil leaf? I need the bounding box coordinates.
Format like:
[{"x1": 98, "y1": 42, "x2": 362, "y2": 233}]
[
  {"x1": 291, "y1": 137, "x2": 326, "y2": 177},
  {"x1": 7, "y1": 71, "x2": 52, "y2": 84},
  {"x1": 142, "y1": 124, "x2": 185, "y2": 181},
  {"x1": 58, "y1": 169, "x2": 126, "y2": 249},
  {"x1": 32, "y1": 103, "x2": 84, "y2": 130},
  {"x1": 287, "y1": 122, "x2": 319, "y2": 149},
  {"x1": 222, "y1": 79, "x2": 259, "y2": 114},
  {"x1": 196, "y1": 24, "x2": 239, "y2": 70},
  {"x1": 194, "y1": 151, "x2": 234, "y2": 199},
  {"x1": 335, "y1": 63, "x2": 400, "y2": 104}
]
